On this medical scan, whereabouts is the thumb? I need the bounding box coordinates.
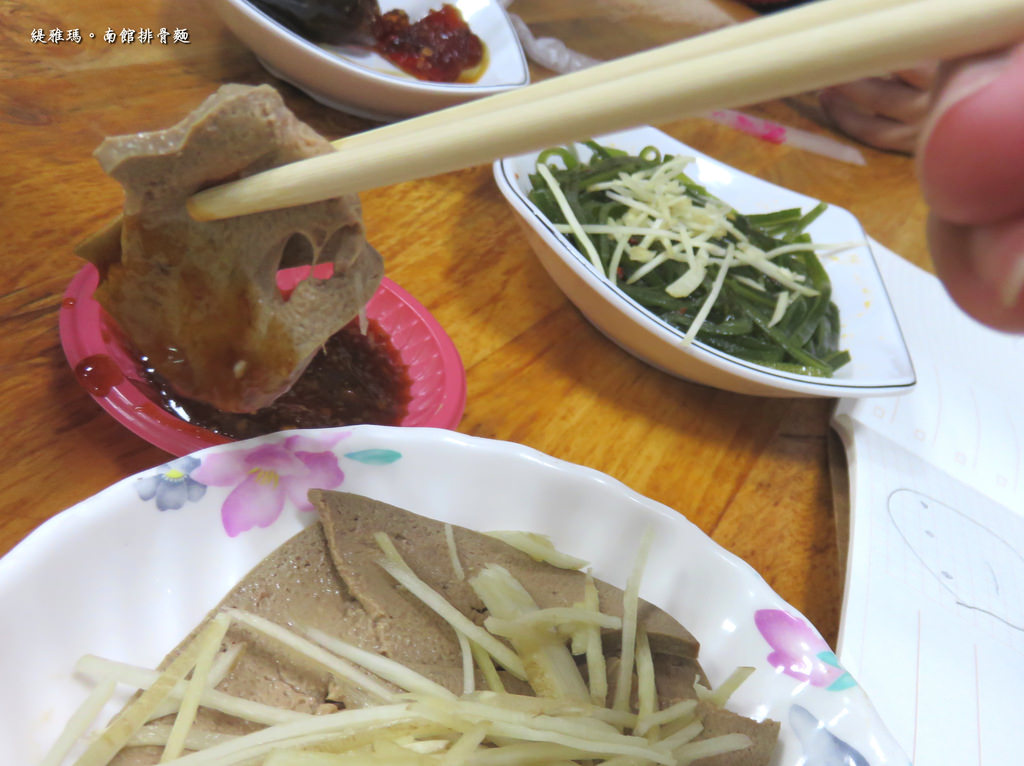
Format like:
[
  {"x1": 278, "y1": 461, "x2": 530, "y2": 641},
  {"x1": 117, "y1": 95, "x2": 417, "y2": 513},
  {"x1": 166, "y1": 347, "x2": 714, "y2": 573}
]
[{"x1": 918, "y1": 44, "x2": 1024, "y2": 226}]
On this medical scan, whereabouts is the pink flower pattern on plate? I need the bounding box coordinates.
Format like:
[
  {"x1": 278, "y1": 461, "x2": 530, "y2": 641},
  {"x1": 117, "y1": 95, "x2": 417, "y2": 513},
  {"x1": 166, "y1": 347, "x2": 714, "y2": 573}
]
[
  {"x1": 755, "y1": 608, "x2": 855, "y2": 690},
  {"x1": 190, "y1": 432, "x2": 349, "y2": 537}
]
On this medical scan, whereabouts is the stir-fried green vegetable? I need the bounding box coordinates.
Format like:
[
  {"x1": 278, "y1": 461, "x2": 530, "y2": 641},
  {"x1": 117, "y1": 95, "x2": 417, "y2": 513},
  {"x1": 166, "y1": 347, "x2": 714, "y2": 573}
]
[{"x1": 527, "y1": 142, "x2": 851, "y2": 377}]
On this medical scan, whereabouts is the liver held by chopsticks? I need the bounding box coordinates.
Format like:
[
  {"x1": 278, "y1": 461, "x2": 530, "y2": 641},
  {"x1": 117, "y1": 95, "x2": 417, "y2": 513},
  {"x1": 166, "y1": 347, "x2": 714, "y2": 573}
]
[{"x1": 77, "y1": 84, "x2": 383, "y2": 414}]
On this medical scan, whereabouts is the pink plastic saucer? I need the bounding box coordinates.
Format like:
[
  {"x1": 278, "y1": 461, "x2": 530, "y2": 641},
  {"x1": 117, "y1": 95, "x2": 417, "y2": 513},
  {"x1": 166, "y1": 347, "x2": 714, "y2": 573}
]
[{"x1": 59, "y1": 264, "x2": 466, "y2": 456}]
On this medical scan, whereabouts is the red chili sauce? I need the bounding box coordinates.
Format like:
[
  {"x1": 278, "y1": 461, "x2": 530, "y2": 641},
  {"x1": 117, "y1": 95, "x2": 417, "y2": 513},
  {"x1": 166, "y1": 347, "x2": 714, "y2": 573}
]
[
  {"x1": 373, "y1": 4, "x2": 484, "y2": 82},
  {"x1": 142, "y1": 319, "x2": 412, "y2": 441}
]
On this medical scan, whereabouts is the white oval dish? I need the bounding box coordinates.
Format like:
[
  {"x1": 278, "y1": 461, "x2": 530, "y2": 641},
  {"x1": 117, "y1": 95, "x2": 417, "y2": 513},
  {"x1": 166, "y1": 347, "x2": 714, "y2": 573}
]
[
  {"x1": 208, "y1": 0, "x2": 529, "y2": 121},
  {"x1": 0, "y1": 425, "x2": 907, "y2": 765},
  {"x1": 494, "y1": 125, "x2": 916, "y2": 398}
]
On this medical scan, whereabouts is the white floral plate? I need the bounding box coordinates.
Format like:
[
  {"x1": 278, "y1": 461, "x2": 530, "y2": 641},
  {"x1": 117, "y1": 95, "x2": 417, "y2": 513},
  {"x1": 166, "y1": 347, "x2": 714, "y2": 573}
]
[{"x1": 0, "y1": 426, "x2": 907, "y2": 765}]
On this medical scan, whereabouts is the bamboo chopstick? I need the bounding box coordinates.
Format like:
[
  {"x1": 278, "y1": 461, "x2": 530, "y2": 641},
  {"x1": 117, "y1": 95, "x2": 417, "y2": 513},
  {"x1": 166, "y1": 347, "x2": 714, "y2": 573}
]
[
  {"x1": 331, "y1": 0, "x2": 923, "y2": 154},
  {"x1": 188, "y1": 0, "x2": 1024, "y2": 222}
]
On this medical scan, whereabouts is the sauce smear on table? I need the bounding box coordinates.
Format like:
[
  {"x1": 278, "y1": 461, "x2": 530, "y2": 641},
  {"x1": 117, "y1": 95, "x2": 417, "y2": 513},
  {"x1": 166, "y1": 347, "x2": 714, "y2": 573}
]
[
  {"x1": 373, "y1": 4, "x2": 484, "y2": 82},
  {"x1": 143, "y1": 319, "x2": 412, "y2": 440}
]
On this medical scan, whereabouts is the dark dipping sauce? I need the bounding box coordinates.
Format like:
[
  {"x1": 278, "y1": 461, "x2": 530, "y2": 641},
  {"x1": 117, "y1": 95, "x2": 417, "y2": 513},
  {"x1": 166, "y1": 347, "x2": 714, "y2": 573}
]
[
  {"x1": 143, "y1": 318, "x2": 412, "y2": 441},
  {"x1": 373, "y1": 4, "x2": 484, "y2": 82}
]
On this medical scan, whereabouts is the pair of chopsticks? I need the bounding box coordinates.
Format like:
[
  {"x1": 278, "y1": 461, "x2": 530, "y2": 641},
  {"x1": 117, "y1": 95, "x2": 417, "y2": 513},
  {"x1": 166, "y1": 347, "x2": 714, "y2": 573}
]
[{"x1": 188, "y1": 0, "x2": 1024, "y2": 221}]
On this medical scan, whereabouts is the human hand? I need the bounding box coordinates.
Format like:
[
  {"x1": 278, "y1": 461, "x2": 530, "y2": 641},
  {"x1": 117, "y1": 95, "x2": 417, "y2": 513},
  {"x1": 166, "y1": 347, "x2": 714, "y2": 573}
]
[
  {"x1": 918, "y1": 43, "x2": 1024, "y2": 333},
  {"x1": 818, "y1": 65, "x2": 937, "y2": 155}
]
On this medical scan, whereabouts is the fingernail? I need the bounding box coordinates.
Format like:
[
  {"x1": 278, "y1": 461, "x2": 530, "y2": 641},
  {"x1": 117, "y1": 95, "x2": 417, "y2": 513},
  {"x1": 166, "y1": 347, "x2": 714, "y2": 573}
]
[
  {"x1": 934, "y1": 53, "x2": 1008, "y2": 114},
  {"x1": 1002, "y1": 258, "x2": 1024, "y2": 308},
  {"x1": 918, "y1": 48, "x2": 1012, "y2": 154}
]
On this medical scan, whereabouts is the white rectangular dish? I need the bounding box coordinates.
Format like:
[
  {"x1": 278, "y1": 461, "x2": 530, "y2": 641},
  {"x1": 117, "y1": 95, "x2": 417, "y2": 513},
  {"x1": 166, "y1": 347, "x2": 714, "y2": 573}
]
[{"x1": 494, "y1": 126, "x2": 916, "y2": 398}]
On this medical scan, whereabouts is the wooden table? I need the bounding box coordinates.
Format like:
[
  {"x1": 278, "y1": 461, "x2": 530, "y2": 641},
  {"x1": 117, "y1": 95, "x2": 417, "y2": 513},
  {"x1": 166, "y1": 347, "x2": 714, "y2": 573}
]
[{"x1": 0, "y1": 0, "x2": 932, "y2": 650}]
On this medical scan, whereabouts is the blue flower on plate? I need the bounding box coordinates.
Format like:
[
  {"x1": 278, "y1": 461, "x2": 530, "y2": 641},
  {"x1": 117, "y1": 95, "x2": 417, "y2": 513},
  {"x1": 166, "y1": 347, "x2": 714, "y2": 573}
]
[
  {"x1": 790, "y1": 704, "x2": 870, "y2": 765},
  {"x1": 136, "y1": 456, "x2": 207, "y2": 511}
]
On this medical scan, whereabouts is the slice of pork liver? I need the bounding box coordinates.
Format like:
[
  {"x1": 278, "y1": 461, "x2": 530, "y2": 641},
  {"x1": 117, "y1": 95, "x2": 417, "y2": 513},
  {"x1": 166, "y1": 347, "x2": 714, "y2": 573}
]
[
  {"x1": 109, "y1": 522, "x2": 379, "y2": 766},
  {"x1": 109, "y1": 492, "x2": 778, "y2": 765},
  {"x1": 310, "y1": 490, "x2": 780, "y2": 766},
  {"x1": 310, "y1": 490, "x2": 701, "y2": 667}
]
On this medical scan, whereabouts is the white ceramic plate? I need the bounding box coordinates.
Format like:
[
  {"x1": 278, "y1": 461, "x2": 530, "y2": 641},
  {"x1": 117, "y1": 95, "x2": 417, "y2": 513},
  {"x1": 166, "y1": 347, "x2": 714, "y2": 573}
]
[
  {"x1": 0, "y1": 426, "x2": 907, "y2": 765},
  {"x1": 208, "y1": 0, "x2": 529, "y2": 120},
  {"x1": 494, "y1": 126, "x2": 917, "y2": 398}
]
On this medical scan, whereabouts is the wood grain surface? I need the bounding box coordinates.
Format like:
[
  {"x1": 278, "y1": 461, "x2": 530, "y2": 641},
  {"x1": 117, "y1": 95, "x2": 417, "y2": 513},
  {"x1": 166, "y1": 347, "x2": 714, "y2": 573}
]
[{"x1": 0, "y1": 0, "x2": 934, "y2": 651}]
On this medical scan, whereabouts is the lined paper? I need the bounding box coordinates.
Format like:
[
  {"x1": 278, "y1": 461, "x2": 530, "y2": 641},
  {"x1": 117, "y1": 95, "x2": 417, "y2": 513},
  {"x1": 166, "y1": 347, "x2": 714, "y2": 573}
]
[{"x1": 832, "y1": 241, "x2": 1024, "y2": 766}]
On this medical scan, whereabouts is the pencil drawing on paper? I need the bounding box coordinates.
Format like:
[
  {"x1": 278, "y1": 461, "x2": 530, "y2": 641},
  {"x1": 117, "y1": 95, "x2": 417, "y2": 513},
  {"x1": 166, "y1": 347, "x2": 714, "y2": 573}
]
[{"x1": 888, "y1": 488, "x2": 1024, "y2": 632}]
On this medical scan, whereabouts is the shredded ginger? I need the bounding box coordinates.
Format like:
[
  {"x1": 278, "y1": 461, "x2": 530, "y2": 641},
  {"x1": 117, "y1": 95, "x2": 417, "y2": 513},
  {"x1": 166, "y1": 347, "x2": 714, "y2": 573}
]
[{"x1": 52, "y1": 528, "x2": 769, "y2": 766}]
